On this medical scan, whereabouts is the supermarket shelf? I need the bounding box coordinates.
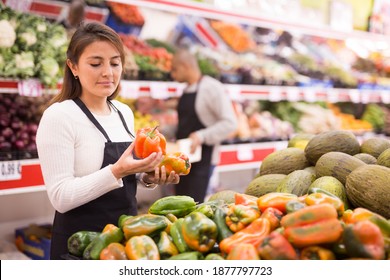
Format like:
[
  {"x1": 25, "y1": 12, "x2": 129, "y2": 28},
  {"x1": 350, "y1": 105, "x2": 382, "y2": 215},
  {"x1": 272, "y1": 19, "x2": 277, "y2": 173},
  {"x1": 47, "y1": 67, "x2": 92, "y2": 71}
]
[
  {"x1": 0, "y1": 141, "x2": 286, "y2": 195},
  {"x1": 2, "y1": 0, "x2": 110, "y2": 22},
  {"x1": 120, "y1": 81, "x2": 390, "y2": 104},
  {"x1": 0, "y1": 78, "x2": 61, "y2": 96},
  {"x1": 118, "y1": 0, "x2": 390, "y2": 43},
  {"x1": 2, "y1": 78, "x2": 390, "y2": 103}
]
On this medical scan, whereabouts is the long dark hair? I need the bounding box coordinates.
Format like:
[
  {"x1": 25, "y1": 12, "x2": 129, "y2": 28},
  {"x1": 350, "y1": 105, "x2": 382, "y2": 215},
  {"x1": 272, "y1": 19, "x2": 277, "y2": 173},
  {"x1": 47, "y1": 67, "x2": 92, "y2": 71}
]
[{"x1": 50, "y1": 22, "x2": 125, "y2": 105}]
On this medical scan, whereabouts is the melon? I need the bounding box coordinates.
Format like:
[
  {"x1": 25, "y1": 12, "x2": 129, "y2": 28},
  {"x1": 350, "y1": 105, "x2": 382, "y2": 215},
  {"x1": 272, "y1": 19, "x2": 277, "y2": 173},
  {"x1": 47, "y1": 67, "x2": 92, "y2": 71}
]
[
  {"x1": 207, "y1": 190, "x2": 237, "y2": 204},
  {"x1": 346, "y1": 165, "x2": 390, "y2": 219},
  {"x1": 377, "y1": 148, "x2": 390, "y2": 168},
  {"x1": 245, "y1": 174, "x2": 287, "y2": 197},
  {"x1": 353, "y1": 153, "x2": 377, "y2": 164},
  {"x1": 259, "y1": 148, "x2": 309, "y2": 175},
  {"x1": 276, "y1": 170, "x2": 316, "y2": 196},
  {"x1": 288, "y1": 133, "x2": 314, "y2": 150},
  {"x1": 360, "y1": 137, "x2": 390, "y2": 158},
  {"x1": 304, "y1": 130, "x2": 360, "y2": 165},
  {"x1": 315, "y1": 152, "x2": 366, "y2": 185}
]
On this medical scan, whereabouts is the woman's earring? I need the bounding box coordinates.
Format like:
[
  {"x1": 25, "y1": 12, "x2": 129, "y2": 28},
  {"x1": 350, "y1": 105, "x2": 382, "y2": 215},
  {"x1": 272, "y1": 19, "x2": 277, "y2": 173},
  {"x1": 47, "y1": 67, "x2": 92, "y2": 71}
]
[{"x1": 74, "y1": 75, "x2": 79, "y2": 79}]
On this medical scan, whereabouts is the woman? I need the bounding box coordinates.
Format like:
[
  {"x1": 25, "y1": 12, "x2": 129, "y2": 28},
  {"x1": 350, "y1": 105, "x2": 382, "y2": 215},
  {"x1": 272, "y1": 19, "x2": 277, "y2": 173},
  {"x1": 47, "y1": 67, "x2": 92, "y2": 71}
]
[{"x1": 36, "y1": 22, "x2": 179, "y2": 259}]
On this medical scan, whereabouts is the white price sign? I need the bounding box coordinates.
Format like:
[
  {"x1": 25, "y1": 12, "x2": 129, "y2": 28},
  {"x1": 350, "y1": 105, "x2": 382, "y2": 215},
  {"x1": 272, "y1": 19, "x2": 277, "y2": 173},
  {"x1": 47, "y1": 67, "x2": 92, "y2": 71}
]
[
  {"x1": 327, "y1": 89, "x2": 339, "y2": 103},
  {"x1": 360, "y1": 91, "x2": 371, "y2": 104},
  {"x1": 150, "y1": 82, "x2": 170, "y2": 99},
  {"x1": 303, "y1": 88, "x2": 317, "y2": 103},
  {"x1": 348, "y1": 89, "x2": 360, "y2": 103},
  {"x1": 227, "y1": 85, "x2": 241, "y2": 101},
  {"x1": 5, "y1": 0, "x2": 32, "y2": 12},
  {"x1": 0, "y1": 161, "x2": 22, "y2": 181},
  {"x1": 237, "y1": 145, "x2": 254, "y2": 161},
  {"x1": 268, "y1": 87, "x2": 282, "y2": 102},
  {"x1": 381, "y1": 91, "x2": 390, "y2": 104},
  {"x1": 18, "y1": 79, "x2": 42, "y2": 97},
  {"x1": 286, "y1": 88, "x2": 300, "y2": 102},
  {"x1": 120, "y1": 82, "x2": 139, "y2": 99}
]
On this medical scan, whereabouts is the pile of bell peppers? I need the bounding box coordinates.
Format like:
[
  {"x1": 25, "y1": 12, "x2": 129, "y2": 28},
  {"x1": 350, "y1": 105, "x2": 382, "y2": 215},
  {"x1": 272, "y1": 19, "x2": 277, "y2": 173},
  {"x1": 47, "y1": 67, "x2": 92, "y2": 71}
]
[{"x1": 66, "y1": 191, "x2": 390, "y2": 260}]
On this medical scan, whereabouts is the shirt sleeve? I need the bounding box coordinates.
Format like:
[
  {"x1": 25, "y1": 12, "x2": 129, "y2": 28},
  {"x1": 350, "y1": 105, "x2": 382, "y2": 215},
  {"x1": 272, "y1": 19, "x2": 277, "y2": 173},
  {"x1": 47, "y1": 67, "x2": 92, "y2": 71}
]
[
  {"x1": 195, "y1": 78, "x2": 238, "y2": 146},
  {"x1": 36, "y1": 105, "x2": 123, "y2": 214}
]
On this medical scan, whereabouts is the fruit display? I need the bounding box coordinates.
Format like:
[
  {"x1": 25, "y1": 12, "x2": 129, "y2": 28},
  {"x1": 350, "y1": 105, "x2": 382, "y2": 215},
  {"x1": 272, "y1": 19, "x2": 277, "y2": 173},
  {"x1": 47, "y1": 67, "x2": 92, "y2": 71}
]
[
  {"x1": 106, "y1": 1, "x2": 145, "y2": 26},
  {"x1": 209, "y1": 21, "x2": 255, "y2": 53},
  {"x1": 119, "y1": 34, "x2": 173, "y2": 80}
]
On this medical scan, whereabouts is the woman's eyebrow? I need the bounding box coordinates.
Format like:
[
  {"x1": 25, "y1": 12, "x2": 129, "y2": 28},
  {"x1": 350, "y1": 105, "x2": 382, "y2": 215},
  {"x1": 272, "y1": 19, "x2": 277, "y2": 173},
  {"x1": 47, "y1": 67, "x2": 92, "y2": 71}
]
[{"x1": 86, "y1": 55, "x2": 121, "y2": 60}]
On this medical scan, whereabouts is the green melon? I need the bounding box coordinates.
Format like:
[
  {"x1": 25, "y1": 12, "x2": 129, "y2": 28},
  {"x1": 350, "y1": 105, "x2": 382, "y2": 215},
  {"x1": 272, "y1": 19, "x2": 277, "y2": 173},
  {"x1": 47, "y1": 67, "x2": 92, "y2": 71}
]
[
  {"x1": 287, "y1": 133, "x2": 314, "y2": 150},
  {"x1": 304, "y1": 166, "x2": 316, "y2": 176},
  {"x1": 353, "y1": 153, "x2": 377, "y2": 164},
  {"x1": 304, "y1": 130, "x2": 360, "y2": 165},
  {"x1": 360, "y1": 137, "x2": 390, "y2": 158},
  {"x1": 276, "y1": 170, "x2": 316, "y2": 196},
  {"x1": 346, "y1": 165, "x2": 390, "y2": 219},
  {"x1": 259, "y1": 148, "x2": 309, "y2": 176},
  {"x1": 245, "y1": 174, "x2": 287, "y2": 197},
  {"x1": 308, "y1": 176, "x2": 349, "y2": 208},
  {"x1": 377, "y1": 148, "x2": 390, "y2": 168},
  {"x1": 207, "y1": 190, "x2": 237, "y2": 204},
  {"x1": 315, "y1": 152, "x2": 366, "y2": 185}
]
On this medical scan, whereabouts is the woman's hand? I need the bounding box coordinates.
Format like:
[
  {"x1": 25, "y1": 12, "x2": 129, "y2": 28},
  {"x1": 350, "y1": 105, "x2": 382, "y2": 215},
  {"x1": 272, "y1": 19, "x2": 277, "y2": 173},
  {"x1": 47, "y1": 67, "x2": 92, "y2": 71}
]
[
  {"x1": 142, "y1": 165, "x2": 180, "y2": 186},
  {"x1": 111, "y1": 142, "x2": 163, "y2": 179}
]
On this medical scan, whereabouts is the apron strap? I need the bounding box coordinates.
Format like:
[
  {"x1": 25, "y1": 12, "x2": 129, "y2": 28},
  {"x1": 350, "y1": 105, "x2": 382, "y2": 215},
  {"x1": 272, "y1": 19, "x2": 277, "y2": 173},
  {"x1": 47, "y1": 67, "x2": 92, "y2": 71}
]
[
  {"x1": 73, "y1": 98, "x2": 112, "y2": 142},
  {"x1": 108, "y1": 100, "x2": 135, "y2": 139}
]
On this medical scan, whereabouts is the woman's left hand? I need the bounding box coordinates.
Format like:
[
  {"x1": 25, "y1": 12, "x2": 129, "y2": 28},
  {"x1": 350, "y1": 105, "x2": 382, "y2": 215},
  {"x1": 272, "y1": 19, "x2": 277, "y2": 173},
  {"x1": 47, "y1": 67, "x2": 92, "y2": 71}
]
[{"x1": 142, "y1": 165, "x2": 180, "y2": 185}]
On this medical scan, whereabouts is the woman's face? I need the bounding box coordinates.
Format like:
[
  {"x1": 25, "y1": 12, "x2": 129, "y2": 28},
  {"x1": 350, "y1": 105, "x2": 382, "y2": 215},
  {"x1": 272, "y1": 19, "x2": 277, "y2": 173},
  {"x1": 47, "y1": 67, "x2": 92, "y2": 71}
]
[{"x1": 68, "y1": 40, "x2": 123, "y2": 99}]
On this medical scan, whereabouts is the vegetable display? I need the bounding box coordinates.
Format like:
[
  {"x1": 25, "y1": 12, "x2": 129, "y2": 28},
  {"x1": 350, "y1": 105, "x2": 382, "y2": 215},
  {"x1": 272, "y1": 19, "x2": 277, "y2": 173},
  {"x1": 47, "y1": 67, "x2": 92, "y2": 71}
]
[
  {"x1": 0, "y1": 5, "x2": 68, "y2": 87},
  {"x1": 65, "y1": 130, "x2": 390, "y2": 260},
  {"x1": 66, "y1": 189, "x2": 390, "y2": 260}
]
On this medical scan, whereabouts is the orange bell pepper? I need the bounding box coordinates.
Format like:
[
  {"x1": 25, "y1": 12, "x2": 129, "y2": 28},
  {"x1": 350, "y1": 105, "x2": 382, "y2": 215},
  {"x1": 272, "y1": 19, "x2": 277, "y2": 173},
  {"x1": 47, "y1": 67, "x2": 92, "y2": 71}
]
[
  {"x1": 159, "y1": 152, "x2": 191, "y2": 175},
  {"x1": 343, "y1": 220, "x2": 385, "y2": 260},
  {"x1": 281, "y1": 204, "x2": 343, "y2": 248},
  {"x1": 258, "y1": 231, "x2": 298, "y2": 260},
  {"x1": 257, "y1": 192, "x2": 298, "y2": 213},
  {"x1": 304, "y1": 192, "x2": 344, "y2": 216},
  {"x1": 99, "y1": 242, "x2": 127, "y2": 260},
  {"x1": 281, "y1": 203, "x2": 338, "y2": 228},
  {"x1": 225, "y1": 204, "x2": 260, "y2": 232},
  {"x1": 125, "y1": 235, "x2": 160, "y2": 260},
  {"x1": 219, "y1": 218, "x2": 271, "y2": 254},
  {"x1": 300, "y1": 246, "x2": 335, "y2": 260},
  {"x1": 260, "y1": 207, "x2": 283, "y2": 231},
  {"x1": 234, "y1": 193, "x2": 258, "y2": 207},
  {"x1": 284, "y1": 218, "x2": 343, "y2": 248},
  {"x1": 134, "y1": 126, "x2": 166, "y2": 159},
  {"x1": 342, "y1": 208, "x2": 390, "y2": 238},
  {"x1": 227, "y1": 243, "x2": 260, "y2": 260}
]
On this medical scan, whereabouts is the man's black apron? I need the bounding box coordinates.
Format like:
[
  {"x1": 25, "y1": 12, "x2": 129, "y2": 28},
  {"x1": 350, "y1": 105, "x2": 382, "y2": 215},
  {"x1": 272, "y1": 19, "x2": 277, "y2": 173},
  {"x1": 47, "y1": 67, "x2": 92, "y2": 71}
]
[
  {"x1": 50, "y1": 98, "x2": 137, "y2": 259},
  {"x1": 174, "y1": 78, "x2": 213, "y2": 203}
]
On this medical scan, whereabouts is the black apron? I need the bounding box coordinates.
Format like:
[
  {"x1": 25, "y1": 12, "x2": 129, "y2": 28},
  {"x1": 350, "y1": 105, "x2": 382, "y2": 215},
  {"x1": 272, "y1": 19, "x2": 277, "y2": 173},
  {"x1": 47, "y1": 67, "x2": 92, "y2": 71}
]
[
  {"x1": 174, "y1": 78, "x2": 213, "y2": 203},
  {"x1": 50, "y1": 98, "x2": 137, "y2": 259}
]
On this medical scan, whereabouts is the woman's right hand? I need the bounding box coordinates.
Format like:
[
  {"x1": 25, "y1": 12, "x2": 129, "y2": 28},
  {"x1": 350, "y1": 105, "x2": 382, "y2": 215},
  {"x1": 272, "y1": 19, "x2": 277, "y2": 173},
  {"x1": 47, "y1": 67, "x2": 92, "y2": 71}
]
[{"x1": 110, "y1": 142, "x2": 163, "y2": 179}]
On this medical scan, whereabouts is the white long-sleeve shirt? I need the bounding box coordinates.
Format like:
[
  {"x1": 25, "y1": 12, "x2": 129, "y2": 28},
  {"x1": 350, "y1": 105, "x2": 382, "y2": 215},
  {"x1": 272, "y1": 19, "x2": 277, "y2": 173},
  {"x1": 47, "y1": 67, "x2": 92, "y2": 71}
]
[{"x1": 36, "y1": 99, "x2": 135, "y2": 213}]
